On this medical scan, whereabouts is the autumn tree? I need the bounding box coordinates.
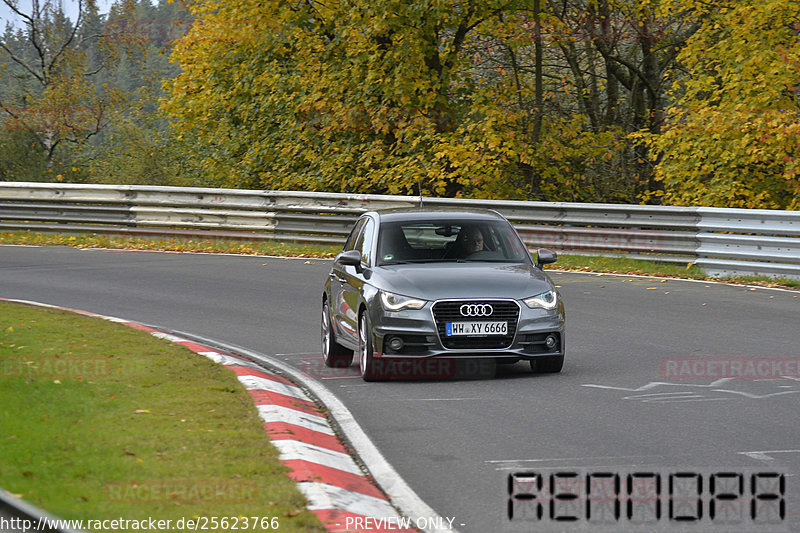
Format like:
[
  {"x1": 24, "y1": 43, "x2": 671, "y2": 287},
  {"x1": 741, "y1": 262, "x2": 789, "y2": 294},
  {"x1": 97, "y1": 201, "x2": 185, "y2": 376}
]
[
  {"x1": 166, "y1": 1, "x2": 520, "y2": 195},
  {"x1": 648, "y1": 0, "x2": 800, "y2": 209},
  {"x1": 79, "y1": 0, "x2": 197, "y2": 186},
  {"x1": 1, "y1": 0, "x2": 194, "y2": 183},
  {"x1": 0, "y1": 0, "x2": 126, "y2": 176},
  {"x1": 166, "y1": 0, "x2": 699, "y2": 202},
  {"x1": 496, "y1": 0, "x2": 699, "y2": 201}
]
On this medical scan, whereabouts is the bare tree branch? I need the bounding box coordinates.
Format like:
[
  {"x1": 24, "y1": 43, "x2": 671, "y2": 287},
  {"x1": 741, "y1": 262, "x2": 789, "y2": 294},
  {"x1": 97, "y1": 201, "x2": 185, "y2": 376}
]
[
  {"x1": 49, "y1": 0, "x2": 83, "y2": 74},
  {"x1": 1, "y1": 0, "x2": 35, "y2": 25},
  {"x1": 0, "y1": 40, "x2": 46, "y2": 84}
]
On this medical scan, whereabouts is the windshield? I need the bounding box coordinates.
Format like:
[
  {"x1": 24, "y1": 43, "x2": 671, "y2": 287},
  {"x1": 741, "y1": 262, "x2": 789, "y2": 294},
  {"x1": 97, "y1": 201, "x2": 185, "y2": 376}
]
[{"x1": 376, "y1": 219, "x2": 531, "y2": 266}]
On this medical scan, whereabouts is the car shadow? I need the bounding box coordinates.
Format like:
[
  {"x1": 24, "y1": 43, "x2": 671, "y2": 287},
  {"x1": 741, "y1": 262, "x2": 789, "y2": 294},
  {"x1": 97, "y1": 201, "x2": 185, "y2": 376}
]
[
  {"x1": 301, "y1": 356, "x2": 564, "y2": 382},
  {"x1": 365, "y1": 358, "x2": 558, "y2": 382}
]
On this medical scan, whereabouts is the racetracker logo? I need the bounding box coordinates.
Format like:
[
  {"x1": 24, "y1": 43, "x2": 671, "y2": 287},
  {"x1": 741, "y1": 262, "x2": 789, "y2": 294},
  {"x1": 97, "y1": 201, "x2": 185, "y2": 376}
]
[
  {"x1": 105, "y1": 480, "x2": 260, "y2": 504},
  {"x1": 661, "y1": 357, "x2": 800, "y2": 380},
  {"x1": 0, "y1": 356, "x2": 110, "y2": 380},
  {"x1": 301, "y1": 356, "x2": 496, "y2": 380}
]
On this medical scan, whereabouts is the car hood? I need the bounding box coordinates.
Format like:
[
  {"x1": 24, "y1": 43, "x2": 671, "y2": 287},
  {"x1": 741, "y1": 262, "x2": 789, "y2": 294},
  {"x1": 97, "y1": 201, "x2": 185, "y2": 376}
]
[{"x1": 372, "y1": 262, "x2": 554, "y2": 301}]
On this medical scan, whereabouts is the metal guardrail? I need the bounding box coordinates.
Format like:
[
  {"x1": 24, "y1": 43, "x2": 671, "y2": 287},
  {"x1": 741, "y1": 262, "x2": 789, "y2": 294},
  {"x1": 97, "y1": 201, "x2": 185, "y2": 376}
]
[
  {"x1": 1, "y1": 182, "x2": 798, "y2": 279},
  {"x1": 697, "y1": 207, "x2": 800, "y2": 279}
]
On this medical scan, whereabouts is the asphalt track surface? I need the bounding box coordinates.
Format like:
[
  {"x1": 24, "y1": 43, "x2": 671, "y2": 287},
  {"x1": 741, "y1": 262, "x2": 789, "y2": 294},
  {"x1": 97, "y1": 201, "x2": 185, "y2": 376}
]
[{"x1": 1, "y1": 245, "x2": 798, "y2": 533}]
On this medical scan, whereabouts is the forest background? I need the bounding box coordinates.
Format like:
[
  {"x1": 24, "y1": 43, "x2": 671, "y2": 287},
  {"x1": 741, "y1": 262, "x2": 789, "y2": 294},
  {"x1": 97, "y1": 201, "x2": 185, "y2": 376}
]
[{"x1": 1, "y1": 0, "x2": 799, "y2": 209}]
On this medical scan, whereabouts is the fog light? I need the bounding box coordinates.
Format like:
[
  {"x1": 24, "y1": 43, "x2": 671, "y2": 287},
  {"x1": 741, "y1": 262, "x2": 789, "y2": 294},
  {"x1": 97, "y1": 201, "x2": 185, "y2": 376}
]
[
  {"x1": 545, "y1": 334, "x2": 558, "y2": 349},
  {"x1": 387, "y1": 336, "x2": 404, "y2": 352}
]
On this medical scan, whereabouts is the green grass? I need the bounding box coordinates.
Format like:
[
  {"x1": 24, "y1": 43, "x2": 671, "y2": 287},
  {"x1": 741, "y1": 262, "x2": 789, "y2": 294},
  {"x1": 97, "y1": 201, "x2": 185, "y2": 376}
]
[
  {"x1": 552, "y1": 254, "x2": 707, "y2": 278},
  {"x1": 1, "y1": 230, "x2": 798, "y2": 290},
  {"x1": 549, "y1": 253, "x2": 800, "y2": 289},
  {"x1": 0, "y1": 231, "x2": 340, "y2": 258},
  {"x1": 0, "y1": 302, "x2": 326, "y2": 532}
]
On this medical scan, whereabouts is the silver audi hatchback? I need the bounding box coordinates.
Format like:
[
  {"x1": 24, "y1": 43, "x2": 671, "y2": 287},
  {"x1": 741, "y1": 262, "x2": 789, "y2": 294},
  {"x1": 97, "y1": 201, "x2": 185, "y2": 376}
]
[{"x1": 321, "y1": 209, "x2": 565, "y2": 381}]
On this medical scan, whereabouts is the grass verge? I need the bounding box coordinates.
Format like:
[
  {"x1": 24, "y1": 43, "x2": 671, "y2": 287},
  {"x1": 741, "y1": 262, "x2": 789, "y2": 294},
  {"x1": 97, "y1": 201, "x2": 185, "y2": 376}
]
[
  {"x1": 1, "y1": 230, "x2": 798, "y2": 290},
  {"x1": 0, "y1": 231, "x2": 341, "y2": 258},
  {"x1": 0, "y1": 301, "x2": 326, "y2": 532},
  {"x1": 549, "y1": 254, "x2": 800, "y2": 289},
  {"x1": 552, "y1": 254, "x2": 707, "y2": 279}
]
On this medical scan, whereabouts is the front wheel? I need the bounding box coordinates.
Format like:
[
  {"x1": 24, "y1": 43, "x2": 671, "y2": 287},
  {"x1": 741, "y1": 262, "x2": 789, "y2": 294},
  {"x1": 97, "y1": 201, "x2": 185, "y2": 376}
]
[
  {"x1": 530, "y1": 355, "x2": 564, "y2": 374},
  {"x1": 322, "y1": 300, "x2": 353, "y2": 368},
  {"x1": 358, "y1": 312, "x2": 380, "y2": 381}
]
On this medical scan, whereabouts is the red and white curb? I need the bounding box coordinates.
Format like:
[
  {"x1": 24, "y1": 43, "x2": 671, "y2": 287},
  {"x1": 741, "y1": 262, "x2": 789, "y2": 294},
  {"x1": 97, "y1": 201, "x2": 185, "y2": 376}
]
[{"x1": 0, "y1": 298, "x2": 422, "y2": 533}]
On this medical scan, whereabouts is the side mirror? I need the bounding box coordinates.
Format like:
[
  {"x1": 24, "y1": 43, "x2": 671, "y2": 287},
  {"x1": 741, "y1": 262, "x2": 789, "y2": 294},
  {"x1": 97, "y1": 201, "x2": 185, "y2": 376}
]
[
  {"x1": 336, "y1": 249, "x2": 363, "y2": 271},
  {"x1": 536, "y1": 248, "x2": 558, "y2": 268}
]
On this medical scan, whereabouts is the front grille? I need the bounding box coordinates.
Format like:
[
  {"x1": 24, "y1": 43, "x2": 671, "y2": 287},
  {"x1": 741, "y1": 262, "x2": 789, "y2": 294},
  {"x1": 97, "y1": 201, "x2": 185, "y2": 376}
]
[{"x1": 432, "y1": 300, "x2": 519, "y2": 350}]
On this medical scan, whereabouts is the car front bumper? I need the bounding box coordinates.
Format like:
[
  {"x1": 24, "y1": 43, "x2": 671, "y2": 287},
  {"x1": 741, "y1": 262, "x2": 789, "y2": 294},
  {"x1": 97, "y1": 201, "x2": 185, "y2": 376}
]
[{"x1": 368, "y1": 298, "x2": 565, "y2": 361}]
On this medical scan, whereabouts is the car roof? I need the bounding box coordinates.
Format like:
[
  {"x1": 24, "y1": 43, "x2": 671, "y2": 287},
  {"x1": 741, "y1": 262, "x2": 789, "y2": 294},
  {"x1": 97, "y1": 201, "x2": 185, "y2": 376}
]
[{"x1": 372, "y1": 207, "x2": 507, "y2": 223}]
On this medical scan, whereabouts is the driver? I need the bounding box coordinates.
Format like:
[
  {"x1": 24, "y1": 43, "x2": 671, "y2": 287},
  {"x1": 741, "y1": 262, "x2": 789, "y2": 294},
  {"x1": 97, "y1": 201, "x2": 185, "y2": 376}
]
[{"x1": 463, "y1": 226, "x2": 485, "y2": 254}]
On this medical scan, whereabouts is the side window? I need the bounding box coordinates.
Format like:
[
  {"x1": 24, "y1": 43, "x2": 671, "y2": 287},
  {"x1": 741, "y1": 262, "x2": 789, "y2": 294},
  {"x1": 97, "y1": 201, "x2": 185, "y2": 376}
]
[
  {"x1": 343, "y1": 218, "x2": 366, "y2": 252},
  {"x1": 356, "y1": 218, "x2": 375, "y2": 265}
]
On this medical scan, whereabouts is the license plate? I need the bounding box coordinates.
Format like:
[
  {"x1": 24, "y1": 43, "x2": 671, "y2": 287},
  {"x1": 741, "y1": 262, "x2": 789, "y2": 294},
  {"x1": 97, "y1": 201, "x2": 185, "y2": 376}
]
[{"x1": 446, "y1": 321, "x2": 507, "y2": 336}]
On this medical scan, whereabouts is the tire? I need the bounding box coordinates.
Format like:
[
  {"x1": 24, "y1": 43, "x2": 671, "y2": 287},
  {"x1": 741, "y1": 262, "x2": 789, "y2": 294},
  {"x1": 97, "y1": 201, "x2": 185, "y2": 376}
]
[
  {"x1": 530, "y1": 355, "x2": 564, "y2": 374},
  {"x1": 321, "y1": 300, "x2": 353, "y2": 368},
  {"x1": 358, "y1": 311, "x2": 380, "y2": 381}
]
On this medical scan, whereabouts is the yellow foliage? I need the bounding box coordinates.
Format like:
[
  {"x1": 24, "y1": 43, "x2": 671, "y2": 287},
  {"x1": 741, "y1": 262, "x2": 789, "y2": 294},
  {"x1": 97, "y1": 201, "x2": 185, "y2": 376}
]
[{"x1": 650, "y1": 0, "x2": 800, "y2": 209}]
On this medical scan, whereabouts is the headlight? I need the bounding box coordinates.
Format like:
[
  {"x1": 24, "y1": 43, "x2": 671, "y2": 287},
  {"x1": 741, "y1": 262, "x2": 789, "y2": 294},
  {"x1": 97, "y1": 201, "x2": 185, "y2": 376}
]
[
  {"x1": 523, "y1": 290, "x2": 558, "y2": 310},
  {"x1": 380, "y1": 290, "x2": 426, "y2": 311}
]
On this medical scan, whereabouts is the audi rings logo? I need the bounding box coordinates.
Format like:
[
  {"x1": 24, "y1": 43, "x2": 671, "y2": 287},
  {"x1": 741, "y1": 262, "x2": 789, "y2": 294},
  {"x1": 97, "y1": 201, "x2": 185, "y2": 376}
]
[{"x1": 460, "y1": 304, "x2": 493, "y2": 317}]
